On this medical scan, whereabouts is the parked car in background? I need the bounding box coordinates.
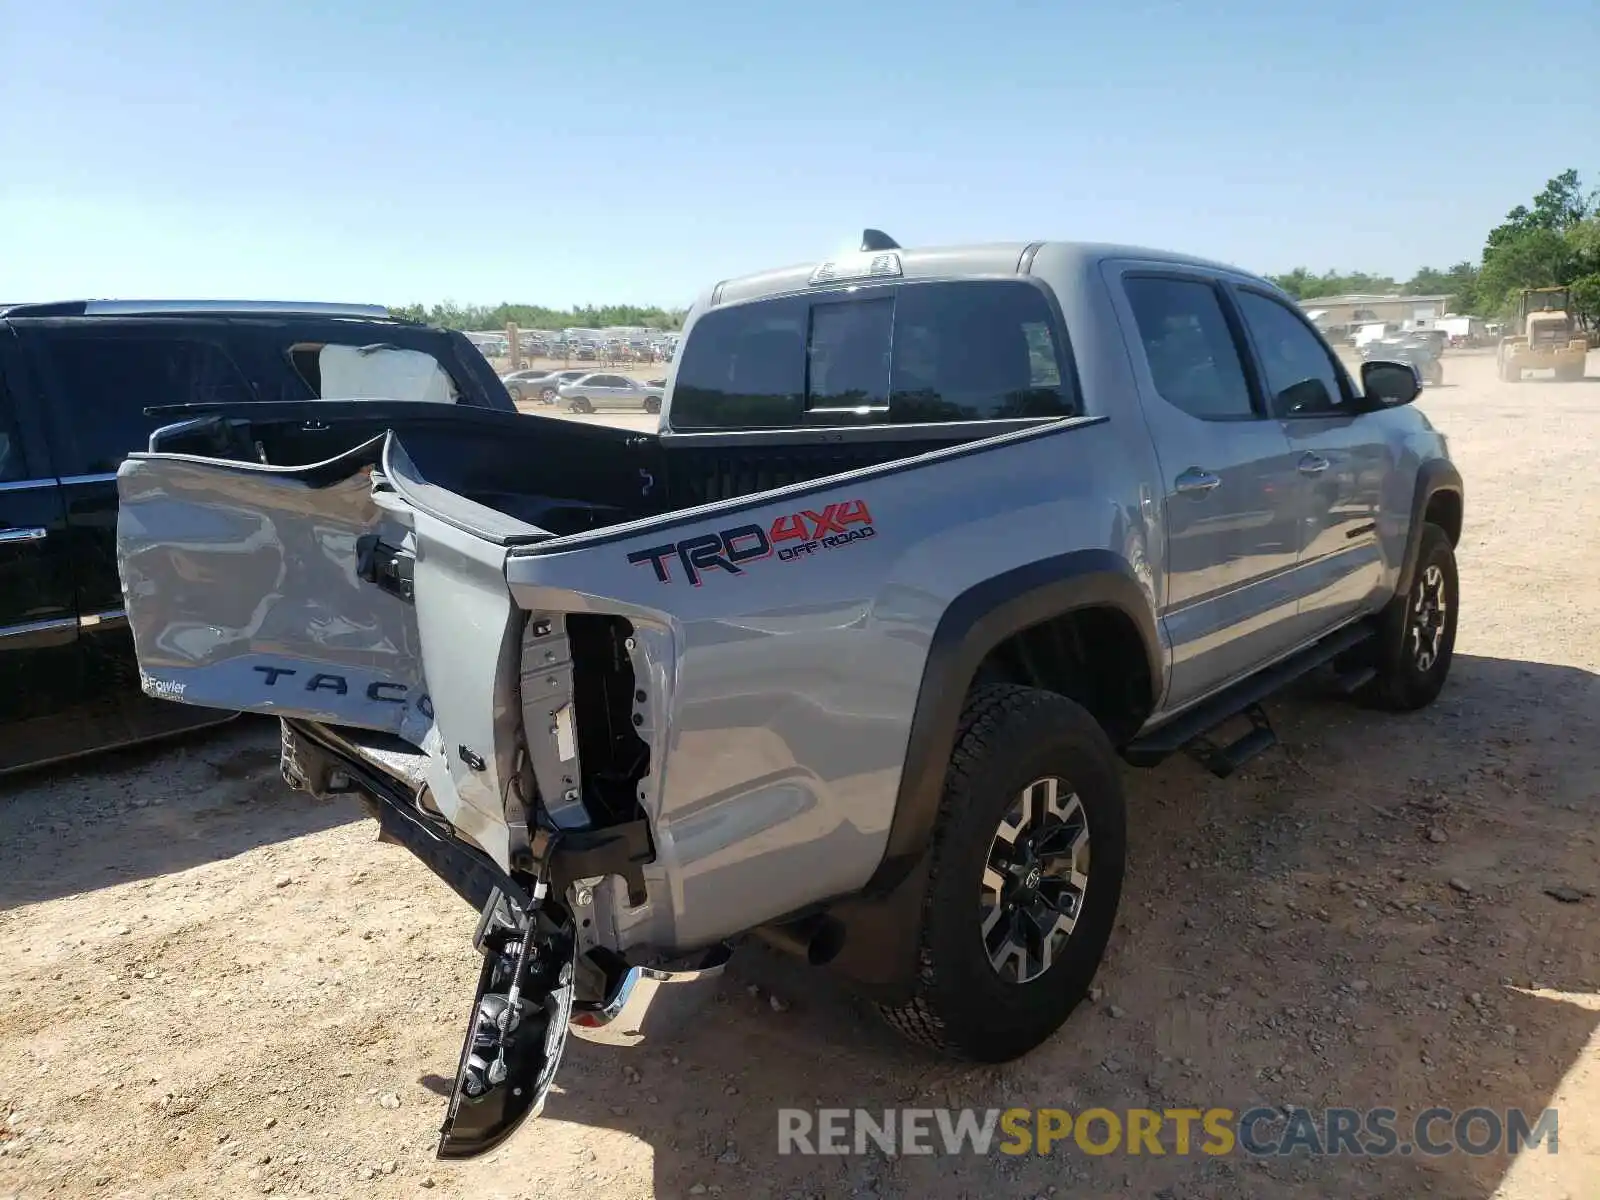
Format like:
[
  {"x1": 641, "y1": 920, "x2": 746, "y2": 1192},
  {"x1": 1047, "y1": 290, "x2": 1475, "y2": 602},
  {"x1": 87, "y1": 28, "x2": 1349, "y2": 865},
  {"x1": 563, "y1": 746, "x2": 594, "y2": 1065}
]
[
  {"x1": 503, "y1": 368, "x2": 589, "y2": 404},
  {"x1": 557, "y1": 372, "x2": 664, "y2": 413},
  {"x1": 1408, "y1": 329, "x2": 1448, "y2": 359},
  {"x1": 1361, "y1": 333, "x2": 1444, "y2": 386},
  {"x1": 0, "y1": 299, "x2": 516, "y2": 774},
  {"x1": 501, "y1": 368, "x2": 552, "y2": 402}
]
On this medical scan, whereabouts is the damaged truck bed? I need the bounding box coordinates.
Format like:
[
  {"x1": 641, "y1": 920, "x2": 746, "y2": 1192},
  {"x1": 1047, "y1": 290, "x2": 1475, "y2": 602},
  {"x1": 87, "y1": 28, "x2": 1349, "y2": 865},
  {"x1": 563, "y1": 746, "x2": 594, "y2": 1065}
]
[{"x1": 115, "y1": 236, "x2": 1462, "y2": 1156}]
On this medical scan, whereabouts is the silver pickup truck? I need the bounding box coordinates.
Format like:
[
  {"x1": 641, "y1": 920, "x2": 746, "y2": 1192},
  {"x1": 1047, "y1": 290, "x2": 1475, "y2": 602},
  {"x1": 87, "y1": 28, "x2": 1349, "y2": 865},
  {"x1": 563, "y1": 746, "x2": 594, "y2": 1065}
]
[{"x1": 115, "y1": 233, "x2": 1462, "y2": 1157}]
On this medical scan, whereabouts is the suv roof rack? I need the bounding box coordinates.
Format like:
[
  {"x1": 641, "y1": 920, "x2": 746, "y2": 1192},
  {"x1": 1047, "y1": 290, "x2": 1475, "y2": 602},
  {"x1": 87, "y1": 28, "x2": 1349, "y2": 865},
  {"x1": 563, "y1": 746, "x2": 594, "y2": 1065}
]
[{"x1": 0, "y1": 300, "x2": 397, "y2": 320}]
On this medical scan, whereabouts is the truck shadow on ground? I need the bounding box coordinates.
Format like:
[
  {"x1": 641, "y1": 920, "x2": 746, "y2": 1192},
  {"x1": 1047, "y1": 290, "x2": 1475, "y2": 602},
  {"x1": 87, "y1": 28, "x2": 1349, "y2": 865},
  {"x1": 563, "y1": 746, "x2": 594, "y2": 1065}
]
[
  {"x1": 0, "y1": 716, "x2": 356, "y2": 911},
  {"x1": 528, "y1": 652, "x2": 1599, "y2": 1200}
]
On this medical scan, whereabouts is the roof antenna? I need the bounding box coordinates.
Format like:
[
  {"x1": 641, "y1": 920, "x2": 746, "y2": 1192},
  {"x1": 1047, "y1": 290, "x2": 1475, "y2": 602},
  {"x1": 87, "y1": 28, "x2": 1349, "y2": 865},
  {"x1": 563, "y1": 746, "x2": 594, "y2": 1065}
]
[{"x1": 860, "y1": 228, "x2": 900, "y2": 252}]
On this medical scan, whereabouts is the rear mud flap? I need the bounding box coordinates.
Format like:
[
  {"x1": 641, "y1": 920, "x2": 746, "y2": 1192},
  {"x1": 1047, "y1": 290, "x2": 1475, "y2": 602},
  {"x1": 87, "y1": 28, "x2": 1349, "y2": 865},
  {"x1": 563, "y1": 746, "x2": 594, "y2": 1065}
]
[{"x1": 438, "y1": 896, "x2": 577, "y2": 1159}]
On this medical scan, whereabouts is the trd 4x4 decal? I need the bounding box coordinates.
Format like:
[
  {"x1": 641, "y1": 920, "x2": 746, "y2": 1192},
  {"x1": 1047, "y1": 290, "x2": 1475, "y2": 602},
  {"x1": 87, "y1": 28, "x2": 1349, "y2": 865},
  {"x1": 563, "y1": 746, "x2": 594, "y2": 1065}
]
[{"x1": 627, "y1": 498, "x2": 876, "y2": 586}]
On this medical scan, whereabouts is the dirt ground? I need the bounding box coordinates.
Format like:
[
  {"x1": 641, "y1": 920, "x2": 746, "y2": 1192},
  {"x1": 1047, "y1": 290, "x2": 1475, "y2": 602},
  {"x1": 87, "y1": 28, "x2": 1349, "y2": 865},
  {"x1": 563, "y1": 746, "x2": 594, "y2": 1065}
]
[{"x1": 2, "y1": 351, "x2": 1597, "y2": 1200}]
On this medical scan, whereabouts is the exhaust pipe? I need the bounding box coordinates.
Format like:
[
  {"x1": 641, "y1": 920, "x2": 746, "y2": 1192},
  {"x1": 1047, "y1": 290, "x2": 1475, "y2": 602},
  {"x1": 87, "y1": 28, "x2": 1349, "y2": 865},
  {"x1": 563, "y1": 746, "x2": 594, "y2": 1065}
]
[{"x1": 755, "y1": 913, "x2": 846, "y2": 966}]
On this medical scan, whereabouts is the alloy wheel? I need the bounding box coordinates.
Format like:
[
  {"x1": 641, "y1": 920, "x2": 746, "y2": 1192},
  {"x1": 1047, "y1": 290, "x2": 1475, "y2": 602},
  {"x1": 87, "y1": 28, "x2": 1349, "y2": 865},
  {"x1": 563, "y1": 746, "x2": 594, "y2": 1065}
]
[
  {"x1": 1410, "y1": 563, "x2": 1448, "y2": 671},
  {"x1": 979, "y1": 777, "x2": 1090, "y2": 984}
]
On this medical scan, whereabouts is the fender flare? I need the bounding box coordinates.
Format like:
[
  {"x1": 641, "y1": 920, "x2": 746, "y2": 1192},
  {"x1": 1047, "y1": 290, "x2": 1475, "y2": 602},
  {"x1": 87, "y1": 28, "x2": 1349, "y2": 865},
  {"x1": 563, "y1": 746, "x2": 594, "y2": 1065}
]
[
  {"x1": 1396, "y1": 460, "x2": 1464, "y2": 597},
  {"x1": 823, "y1": 548, "x2": 1161, "y2": 1001}
]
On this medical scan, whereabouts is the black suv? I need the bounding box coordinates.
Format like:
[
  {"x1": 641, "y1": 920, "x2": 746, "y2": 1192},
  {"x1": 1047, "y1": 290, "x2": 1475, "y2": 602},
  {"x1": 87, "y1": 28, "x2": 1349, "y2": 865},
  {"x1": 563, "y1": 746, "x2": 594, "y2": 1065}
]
[{"x1": 0, "y1": 300, "x2": 514, "y2": 774}]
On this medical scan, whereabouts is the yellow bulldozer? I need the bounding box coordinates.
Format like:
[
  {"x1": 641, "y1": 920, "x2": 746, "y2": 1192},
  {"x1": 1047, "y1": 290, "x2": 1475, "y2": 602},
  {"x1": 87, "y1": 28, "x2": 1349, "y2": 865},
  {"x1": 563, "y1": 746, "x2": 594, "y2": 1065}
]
[{"x1": 1497, "y1": 287, "x2": 1589, "y2": 382}]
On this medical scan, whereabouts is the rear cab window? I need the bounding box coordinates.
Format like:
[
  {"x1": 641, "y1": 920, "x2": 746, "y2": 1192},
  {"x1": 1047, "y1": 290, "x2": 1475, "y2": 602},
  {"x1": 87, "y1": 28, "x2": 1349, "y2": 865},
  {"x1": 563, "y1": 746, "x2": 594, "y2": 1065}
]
[{"x1": 670, "y1": 280, "x2": 1079, "y2": 430}]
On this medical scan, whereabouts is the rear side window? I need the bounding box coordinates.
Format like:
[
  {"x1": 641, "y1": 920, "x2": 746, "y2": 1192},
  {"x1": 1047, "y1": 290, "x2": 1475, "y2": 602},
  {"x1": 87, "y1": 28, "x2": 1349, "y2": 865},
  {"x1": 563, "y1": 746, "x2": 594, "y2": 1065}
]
[
  {"x1": 290, "y1": 343, "x2": 461, "y2": 405},
  {"x1": 30, "y1": 333, "x2": 256, "y2": 474},
  {"x1": 1121, "y1": 277, "x2": 1256, "y2": 421},
  {"x1": 670, "y1": 280, "x2": 1077, "y2": 429}
]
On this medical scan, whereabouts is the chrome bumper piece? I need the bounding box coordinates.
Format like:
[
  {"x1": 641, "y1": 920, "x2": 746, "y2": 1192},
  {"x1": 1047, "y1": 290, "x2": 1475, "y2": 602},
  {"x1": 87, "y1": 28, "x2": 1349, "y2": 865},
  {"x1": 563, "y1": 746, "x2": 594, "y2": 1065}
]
[{"x1": 569, "y1": 944, "x2": 732, "y2": 1046}]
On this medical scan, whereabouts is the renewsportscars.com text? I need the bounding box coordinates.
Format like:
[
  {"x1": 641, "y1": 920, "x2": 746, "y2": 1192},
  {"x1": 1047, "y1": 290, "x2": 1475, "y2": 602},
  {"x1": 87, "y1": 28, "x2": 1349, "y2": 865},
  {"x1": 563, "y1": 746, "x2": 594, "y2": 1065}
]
[{"x1": 777, "y1": 1106, "x2": 1558, "y2": 1158}]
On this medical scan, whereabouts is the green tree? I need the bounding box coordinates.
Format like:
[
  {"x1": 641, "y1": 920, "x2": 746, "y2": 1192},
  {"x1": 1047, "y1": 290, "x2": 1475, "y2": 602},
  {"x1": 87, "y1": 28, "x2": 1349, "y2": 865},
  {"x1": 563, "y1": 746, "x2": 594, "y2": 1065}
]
[
  {"x1": 1570, "y1": 274, "x2": 1600, "y2": 328},
  {"x1": 387, "y1": 301, "x2": 687, "y2": 331},
  {"x1": 1404, "y1": 261, "x2": 1482, "y2": 314},
  {"x1": 1479, "y1": 228, "x2": 1578, "y2": 315},
  {"x1": 1266, "y1": 268, "x2": 1398, "y2": 299},
  {"x1": 1478, "y1": 170, "x2": 1597, "y2": 314},
  {"x1": 1530, "y1": 169, "x2": 1591, "y2": 231}
]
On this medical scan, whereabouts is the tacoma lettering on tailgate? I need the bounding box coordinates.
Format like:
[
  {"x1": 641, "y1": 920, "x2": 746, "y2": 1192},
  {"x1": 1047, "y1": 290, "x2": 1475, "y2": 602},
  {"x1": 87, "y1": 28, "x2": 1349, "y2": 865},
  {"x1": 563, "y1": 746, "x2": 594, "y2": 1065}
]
[
  {"x1": 627, "y1": 498, "x2": 875, "y2": 585},
  {"x1": 253, "y1": 666, "x2": 434, "y2": 717}
]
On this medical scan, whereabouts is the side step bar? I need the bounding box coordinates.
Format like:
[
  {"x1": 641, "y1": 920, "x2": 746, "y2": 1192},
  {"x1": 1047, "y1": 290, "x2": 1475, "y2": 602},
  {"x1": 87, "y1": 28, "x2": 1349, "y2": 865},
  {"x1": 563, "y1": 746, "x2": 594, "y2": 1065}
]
[
  {"x1": 1183, "y1": 704, "x2": 1275, "y2": 779},
  {"x1": 1124, "y1": 621, "x2": 1375, "y2": 772}
]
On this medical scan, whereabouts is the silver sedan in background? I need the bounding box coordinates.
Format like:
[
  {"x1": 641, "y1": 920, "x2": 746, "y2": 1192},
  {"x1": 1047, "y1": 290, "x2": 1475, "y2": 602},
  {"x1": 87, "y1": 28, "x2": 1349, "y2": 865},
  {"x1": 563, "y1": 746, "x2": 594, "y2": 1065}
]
[{"x1": 557, "y1": 372, "x2": 664, "y2": 414}]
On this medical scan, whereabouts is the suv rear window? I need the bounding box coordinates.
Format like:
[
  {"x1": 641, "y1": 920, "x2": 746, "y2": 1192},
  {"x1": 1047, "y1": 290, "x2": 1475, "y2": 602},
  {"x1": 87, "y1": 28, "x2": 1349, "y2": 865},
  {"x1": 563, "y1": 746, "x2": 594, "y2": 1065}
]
[
  {"x1": 670, "y1": 280, "x2": 1077, "y2": 429},
  {"x1": 289, "y1": 342, "x2": 461, "y2": 404}
]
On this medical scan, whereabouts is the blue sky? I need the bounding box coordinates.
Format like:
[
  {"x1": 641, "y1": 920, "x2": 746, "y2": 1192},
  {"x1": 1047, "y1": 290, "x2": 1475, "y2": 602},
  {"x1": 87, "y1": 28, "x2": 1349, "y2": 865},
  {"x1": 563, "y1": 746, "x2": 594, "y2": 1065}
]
[{"x1": 1, "y1": 0, "x2": 1595, "y2": 308}]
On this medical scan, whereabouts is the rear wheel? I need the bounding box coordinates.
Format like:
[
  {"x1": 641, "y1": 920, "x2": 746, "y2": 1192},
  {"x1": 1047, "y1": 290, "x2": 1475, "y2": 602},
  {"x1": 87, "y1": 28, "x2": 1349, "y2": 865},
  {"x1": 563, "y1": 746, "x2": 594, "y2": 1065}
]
[
  {"x1": 877, "y1": 685, "x2": 1125, "y2": 1062},
  {"x1": 1354, "y1": 522, "x2": 1458, "y2": 712},
  {"x1": 643, "y1": 396, "x2": 661, "y2": 414},
  {"x1": 569, "y1": 397, "x2": 593, "y2": 414},
  {"x1": 541, "y1": 387, "x2": 558, "y2": 402}
]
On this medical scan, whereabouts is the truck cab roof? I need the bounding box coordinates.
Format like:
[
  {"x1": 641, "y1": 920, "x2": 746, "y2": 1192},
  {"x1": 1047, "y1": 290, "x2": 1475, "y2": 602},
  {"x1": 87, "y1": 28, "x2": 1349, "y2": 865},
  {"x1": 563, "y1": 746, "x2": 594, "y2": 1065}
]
[{"x1": 703, "y1": 239, "x2": 1250, "y2": 310}]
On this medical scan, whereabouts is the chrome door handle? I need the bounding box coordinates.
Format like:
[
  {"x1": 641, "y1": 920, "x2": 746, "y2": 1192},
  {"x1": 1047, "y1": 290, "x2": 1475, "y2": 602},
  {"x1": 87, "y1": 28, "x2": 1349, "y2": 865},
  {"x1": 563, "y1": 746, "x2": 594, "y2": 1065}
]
[
  {"x1": 1174, "y1": 468, "x2": 1221, "y2": 495},
  {"x1": 1298, "y1": 453, "x2": 1330, "y2": 474},
  {"x1": 0, "y1": 527, "x2": 47, "y2": 544}
]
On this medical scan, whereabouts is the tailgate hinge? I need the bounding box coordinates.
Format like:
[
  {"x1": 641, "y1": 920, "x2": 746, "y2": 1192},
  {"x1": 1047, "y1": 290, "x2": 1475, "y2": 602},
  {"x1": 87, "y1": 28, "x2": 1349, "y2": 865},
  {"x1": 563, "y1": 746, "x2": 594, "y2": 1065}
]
[{"x1": 356, "y1": 534, "x2": 415, "y2": 603}]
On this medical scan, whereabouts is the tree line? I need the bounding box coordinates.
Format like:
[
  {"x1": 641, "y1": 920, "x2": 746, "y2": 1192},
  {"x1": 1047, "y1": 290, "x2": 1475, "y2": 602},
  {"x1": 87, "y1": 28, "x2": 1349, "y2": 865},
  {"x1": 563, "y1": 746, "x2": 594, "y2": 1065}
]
[
  {"x1": 391, "y1": 169, "x2": 1600, "y2": 332},
  {"x1": 387, "y1": 301, "x2": 688, "y2": 332},
  {"x1": 1268, "y1": 169, "x2": 1600, "y2": 325}
]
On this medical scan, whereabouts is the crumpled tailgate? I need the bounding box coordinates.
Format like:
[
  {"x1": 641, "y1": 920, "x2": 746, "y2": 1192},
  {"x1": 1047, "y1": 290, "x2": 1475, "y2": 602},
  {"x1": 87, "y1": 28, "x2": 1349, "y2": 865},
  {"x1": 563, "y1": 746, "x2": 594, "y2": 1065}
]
[{"x1": 117, "y1": 436, "x2": 433, "y2": 738}]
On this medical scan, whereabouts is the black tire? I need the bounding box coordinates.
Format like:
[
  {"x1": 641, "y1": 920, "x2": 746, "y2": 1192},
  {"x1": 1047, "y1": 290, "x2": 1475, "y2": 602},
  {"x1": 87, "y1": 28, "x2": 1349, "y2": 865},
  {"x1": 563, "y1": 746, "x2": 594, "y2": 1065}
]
[
  {"x1": 877, "y1": 684, "x2": 1126, "y2": 1063},
  {"x1": 1355, "y1": 523, "x2": 1458, "y2": 711},
  {"x1": 569, "y1": 397, "x2": 592, "y2": 414},
  {"x1": 506, "y1": 386, "x2": 525, "y2": 404},
  {"x1": 541, "y1": 387, "x2": 557, "y2": 402},
  {"x1": 643, "y1": 396, "x2": 661, "y2": 414}
]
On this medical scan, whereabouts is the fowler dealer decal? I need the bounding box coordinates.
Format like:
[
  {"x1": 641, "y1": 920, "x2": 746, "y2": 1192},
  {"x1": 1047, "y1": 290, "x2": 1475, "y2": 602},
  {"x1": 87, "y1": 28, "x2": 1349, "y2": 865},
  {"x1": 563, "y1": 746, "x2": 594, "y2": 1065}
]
[
  {"x1": 140, "y1": 672, "x2": 187, "y2": 700},
  {"x1": 628, "y1": 499, "x2": 876, "y2": 586}
]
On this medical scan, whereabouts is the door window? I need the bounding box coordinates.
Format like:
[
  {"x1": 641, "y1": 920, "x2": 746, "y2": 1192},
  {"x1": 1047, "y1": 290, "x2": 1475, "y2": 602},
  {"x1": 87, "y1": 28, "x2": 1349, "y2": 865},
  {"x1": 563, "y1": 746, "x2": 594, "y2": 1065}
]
[
  {"x1": 1122, "y1": 277, "x2": 1256, "y2": 420},
  {"x1": 30, "y1": 332, "x2": 256, "y2": 474},
  {"x1": 0, "y1": 375, "x2": 28, "y2": 482},
  {"x1": 1235, "y1": 291, "x2": 1351, "y2": 417}
]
